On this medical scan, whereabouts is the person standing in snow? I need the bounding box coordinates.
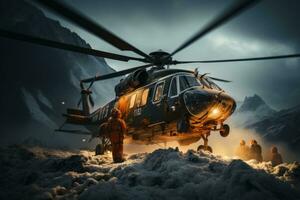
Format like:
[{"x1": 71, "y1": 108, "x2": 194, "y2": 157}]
[
  {"x1": 270, "y1": 146, "x2": 283, "y2": 166},
  {"x1": 106, "y1": 108, "x2": 127, "y2": 163},
  {"x1": 235, "y1": 140, "x2": 250, "y2": 160},
  {"x1": 249, "y1": 140, "x2": 263, "y2": 162}
]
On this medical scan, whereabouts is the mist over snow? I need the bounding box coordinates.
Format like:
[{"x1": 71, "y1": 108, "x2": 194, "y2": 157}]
[
  {"x1": 225, "y1": 94, "x2": 300, "y2": 159},
  {"x1": 0, "y1": 146, "x2": 299, "y2": 200}
]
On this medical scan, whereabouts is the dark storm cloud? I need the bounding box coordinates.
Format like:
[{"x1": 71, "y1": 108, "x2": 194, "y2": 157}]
[{"x1": 44, "y1": 0, "x2": 300, "y2": 108}]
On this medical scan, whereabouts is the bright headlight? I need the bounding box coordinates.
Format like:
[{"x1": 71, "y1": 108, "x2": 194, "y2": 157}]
[
  {"x1": 209, "y1": 108, "x2": 221, "y2": 119},
  {"x1": 211, "y1": 108, "x2": 219, "y2": 115}
]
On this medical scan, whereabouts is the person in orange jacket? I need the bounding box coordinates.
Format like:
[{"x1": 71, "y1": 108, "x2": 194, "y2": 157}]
[
  {"x1": 249, "y1": 139, "x2": 263, "y2": 162},
  {"x1": 235, "y1": 139, "x2": 250, "y2": 160},
  {"x1": 106, "y1": 108, "x2": 127, "y2": 163}
]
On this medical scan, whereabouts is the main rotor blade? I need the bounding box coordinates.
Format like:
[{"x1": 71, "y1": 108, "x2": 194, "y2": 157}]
[
  {"x1": 170, "y1": 0, "x2": 260, "y2": 57},
  {"x1": 208, "y1": 76, "x2": 231, "y2": 83},
  {"x1": 197, "y1": 73, "x2": 231, "y2": 83},
  {"x1": 81, "y1": 64, "x2": 153, "y2": 83},
  {"x1": 172, "y1": 54, "x2": 300, "y2": 64},
  {"x1": 0, "y1": 29, "x2": 146, "y2": 62},
  {"x1": 33, "y1": 0, "x2": 152, "y2": 60}
]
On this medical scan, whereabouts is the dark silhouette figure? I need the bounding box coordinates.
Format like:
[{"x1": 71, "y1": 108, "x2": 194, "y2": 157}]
[
  {"x1": 270, "y1": 146, "x2": 283, "y2": 167},
  {"x1": 249, "y1": 140, "x2": 263, "y2": 162},
  {"x1": 106, "y1": 108, "x2": 127, "y2": 163}
]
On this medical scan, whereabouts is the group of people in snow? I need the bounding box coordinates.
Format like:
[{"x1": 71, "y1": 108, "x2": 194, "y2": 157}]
[{"x1": 235, "y1": 139, "x2": 283, "y2": 166}]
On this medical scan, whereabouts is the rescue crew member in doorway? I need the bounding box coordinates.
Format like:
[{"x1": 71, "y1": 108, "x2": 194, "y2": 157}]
[{"x1": 106, "y1": 108, "x2": 127, "y2": 163}]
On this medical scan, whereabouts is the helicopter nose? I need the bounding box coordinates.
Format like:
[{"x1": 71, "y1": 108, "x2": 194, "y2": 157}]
[
  {"x1": 183, "y1": 89, "x2": 214, "y2": 117},
  {"x1": 214, "y1": 92, "x2": 236, "y2": 117},
  {"x1": 183, "y1": 90, "x2": 236, "y2": 118}
]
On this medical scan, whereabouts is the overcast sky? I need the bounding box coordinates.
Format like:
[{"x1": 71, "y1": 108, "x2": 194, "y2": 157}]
[{"x1": 44, "y1": 0, "x2": 300, "y2": 109}]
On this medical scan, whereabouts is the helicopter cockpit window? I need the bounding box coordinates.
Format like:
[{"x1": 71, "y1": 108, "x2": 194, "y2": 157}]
[
  {"x1": 185, "y1": 76, "x2": 201, "y2": 87},
  {"x1": 153, "y1": 82, "x2": 165, "y2": 102},
  {"x1": 169, "y1": 77, "x2": 178, "y2": 97},
  {"x1": 141, "y1": 88, "x2": 149, "y2": 106},
  {"x1": 179, "y1": 76, "x2": 190, "y2": 91},
  {"x1": 129, "y1": 93, "x2": 136, "y2": 109}
]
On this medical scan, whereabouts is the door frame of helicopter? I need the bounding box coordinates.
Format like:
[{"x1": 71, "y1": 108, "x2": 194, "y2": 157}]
[{"x1": 166, "y1": 75, "x2": 181, "y2": 120}]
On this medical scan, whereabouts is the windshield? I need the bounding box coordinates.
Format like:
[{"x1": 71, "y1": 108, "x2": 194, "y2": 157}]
[
  {"x1": 183, "y1": 90, "x2": 212, "y2": 116},
  {"x1": 179, "y1": 75, "x2": 201, "y2": 92}
]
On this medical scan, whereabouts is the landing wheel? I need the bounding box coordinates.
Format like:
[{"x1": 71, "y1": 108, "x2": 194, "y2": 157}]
[
  {"x1": 197, "y1": 132, "x2": 213, "y2": 153},
  {"x1": 197, "y1": 145, "x2": 213, "y2": 153},
  {"x1": 95, "y1": 144, "x2": 105, "y2": 155},
  {"x1": 220, "y1": 124, "x2": 230, "y2": 137}
]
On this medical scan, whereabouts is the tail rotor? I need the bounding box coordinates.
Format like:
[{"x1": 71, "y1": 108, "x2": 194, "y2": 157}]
[{"x1": 77, "y1": 78, "x2": 96, "y2": 115}]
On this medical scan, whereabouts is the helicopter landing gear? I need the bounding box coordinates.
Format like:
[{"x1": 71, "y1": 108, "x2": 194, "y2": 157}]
[
  {"x1": 197, "y1": 132, "x2": 213, "y2": 153},
  {"x1": 220, "y1": 124, "x2": 230, "y2": 137},
  {"x1": 95, "y1": 137, "x2": 111, "y2": 155}
]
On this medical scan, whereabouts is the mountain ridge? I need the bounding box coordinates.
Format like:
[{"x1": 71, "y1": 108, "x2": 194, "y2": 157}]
[
  {"x1": 0, "y1": 0, "x2": 116, "y2": 147},
  {"x1": 238, "y1": 94, "x2": 276, "y2": 116},
  {"x1": 232, "y1": 94, "x2": 300, "y2": 153}
]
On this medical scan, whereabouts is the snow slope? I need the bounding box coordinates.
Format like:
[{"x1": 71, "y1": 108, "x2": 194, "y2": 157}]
[{"x1": 1, "y1": 146, "x2": 300, "y2": 200}]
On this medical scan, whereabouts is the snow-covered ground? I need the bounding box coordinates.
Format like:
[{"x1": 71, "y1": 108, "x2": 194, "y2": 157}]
[{"x1": 0, "y1": 146, "x2": 299, "y2": 200}]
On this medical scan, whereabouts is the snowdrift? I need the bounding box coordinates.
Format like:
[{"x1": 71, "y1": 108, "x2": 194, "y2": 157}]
[{"x1": 0, "y1": 146, "x2": 299, "y2": 200}]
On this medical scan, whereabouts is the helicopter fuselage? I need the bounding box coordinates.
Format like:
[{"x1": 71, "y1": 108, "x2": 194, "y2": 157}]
[{"x1": 64, "y1": 69, "x2": 236, "y2": 146}]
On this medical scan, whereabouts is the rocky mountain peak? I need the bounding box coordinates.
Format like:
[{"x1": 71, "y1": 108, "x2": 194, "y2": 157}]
[
  {"x1": 238, "y1": 94, "x2": 276, "y2": 116},
  {"x1": 239, "y1": 94, "x2": 265, "y2": 111}
]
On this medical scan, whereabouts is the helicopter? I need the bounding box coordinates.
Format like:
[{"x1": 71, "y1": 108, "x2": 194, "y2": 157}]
[{"x1": 1, "y1": 0, "x2": 300, "y2": 153}]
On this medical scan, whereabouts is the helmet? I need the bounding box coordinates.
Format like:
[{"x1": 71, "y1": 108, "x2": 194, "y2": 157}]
[
  {"x1": 111, "y1": 108, "x2": 121, "y2": 118},
  {"x1": 271, "y1": 146, "x2": 278, "y2": 153},
  {"x1": 250, "y1": 139, "x2": 257, "y2": 145}
]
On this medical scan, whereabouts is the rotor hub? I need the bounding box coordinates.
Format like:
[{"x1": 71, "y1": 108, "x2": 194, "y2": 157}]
[{"x1": 149, "y1": 50, "x2": 172, "y2": 66}]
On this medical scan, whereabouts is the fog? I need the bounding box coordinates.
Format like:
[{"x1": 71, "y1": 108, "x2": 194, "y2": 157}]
[{"x1": 118, "y1": 126, "x2": 299, "y2": 162}]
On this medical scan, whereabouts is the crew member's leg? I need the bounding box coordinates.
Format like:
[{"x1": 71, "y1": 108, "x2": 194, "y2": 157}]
[
  {"x1": 115, "y1": 143, "x2": 123, "y2": 162},
  {"x1": 112, "y1": 143, "x2": 124, "y2": 163},
  {"x1": 112, "y1": 144, "x2": 118, "y2": 162}
]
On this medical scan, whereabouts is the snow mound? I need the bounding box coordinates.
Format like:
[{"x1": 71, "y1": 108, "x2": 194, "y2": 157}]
[{"x1": 0, "y1": 146, "x2": 299, "y2": 200}]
